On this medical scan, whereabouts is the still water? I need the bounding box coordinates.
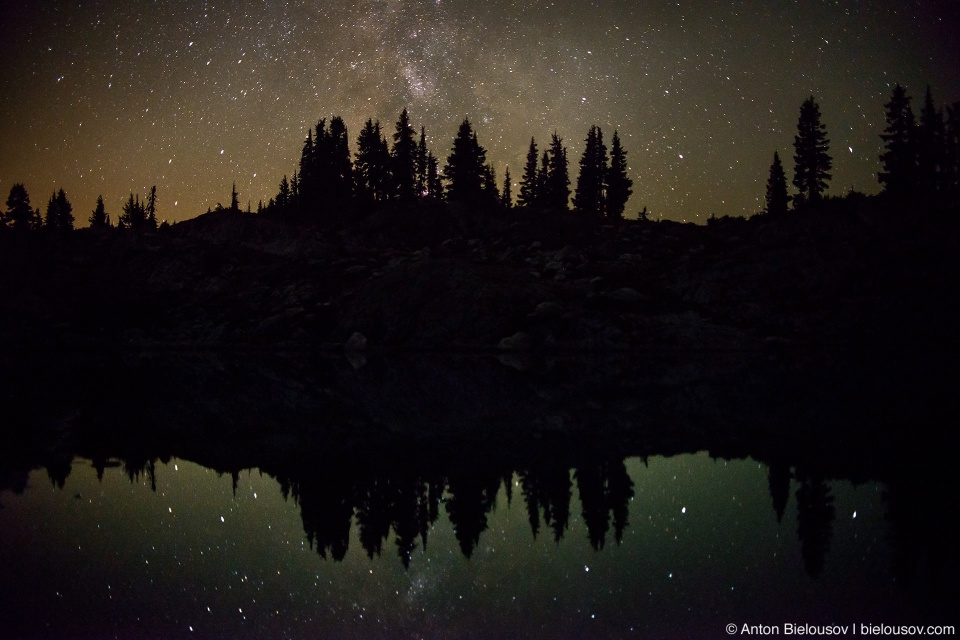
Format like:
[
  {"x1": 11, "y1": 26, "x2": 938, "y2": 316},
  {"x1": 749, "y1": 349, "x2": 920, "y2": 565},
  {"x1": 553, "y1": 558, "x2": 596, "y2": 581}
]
[
  {"x1": 0, "y1": 350, "x2": 956, "y2": 637},
  {"x1": 0, "y1": 452, "x2": 937, "y2": 639}
]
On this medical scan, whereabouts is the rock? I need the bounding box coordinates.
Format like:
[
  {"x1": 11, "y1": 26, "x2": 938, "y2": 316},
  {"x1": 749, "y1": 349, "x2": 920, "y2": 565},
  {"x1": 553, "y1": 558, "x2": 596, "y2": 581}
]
[
  {"x1": 345, "y1": 332, "x2": 368, "y2": 351},
  {"x1": 588, "y1": 277, "x2": 606, "y2": 295},
  {"x1": 528, "y1": 301, "x2": 564, "y2": 321},
  {"x1": 498, "y1": 331, "x2": 532, "y2": 351},
  {"x1": 605, "y1": 287, "x2": 645, "y2": 303}
]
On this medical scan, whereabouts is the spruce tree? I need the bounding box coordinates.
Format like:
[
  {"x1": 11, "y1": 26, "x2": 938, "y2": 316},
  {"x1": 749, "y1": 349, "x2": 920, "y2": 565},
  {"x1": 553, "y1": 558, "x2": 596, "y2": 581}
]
[
  {"x1": 276, "y1": 176, "x2": 291, "y2": 211},
  {"x1": 537, "y1": 151, "x2": 550, "y2": 206},
  {"x1": 327, "y1": 116, "x2": 353, "y2": 203},
  {"x1": 482, "y1": 163, "x2": 499, "y2": 206},
  {"x1": 444, "y1": 118, "x2": 486, "y2": 204},
  {"x1": 4, "y1": 183, "x2": 34, "y2": 230},
  {"x1": 146, "y1": 185, "x2": 158, "y2": 228},
  {"x1": 605, "y1": 130, "x2": 633, "y2": 220},
  {"x1": 120, "y1": 193, "x2": 145, "y2": 230},
  {"x1": 426, "y1": 152, "x2": 442, "y2": 199},
  {"x1": 392, "y1": 108, "x2": 418, "y2": 203},
  {"x1": 917, "y1": 86, "x2": 945, "y2": 194},
  {"x1": 416, "y1": 126, "x2": 429, "y2": 197},
  {"x1": 543, "y1": 132, "x2": 570, "y2": 210},
  {"x1": 45, "y1": 189, "x2": 74, "y2": 231},
  {"x1": 518, "y1": 138, "x2": 540, "y2": 208},
  {"x1": 230, "y1": 183, "x2": 240, "y2": 213},
  {"x1": 573, "y1": 125, "x2": 607, "y2": 216},
  {"x1": 89, "y1": 195, "x2": 110, "y2": 228},
  {"x1": 878, "y1": 84, "x2": 917, "y2": 198},
  {"x1": 792, "y1": 96, "x2": 832, "y2": 207},
  {"x1": 764, "y1": 151, "x2": 790, "y2": 216},
  {"x1": 501, "y1": 167, "x2": 512, "y2": 210},
  {"x1": 355, "y1": 119, "x2": 392, "y2": 205}
]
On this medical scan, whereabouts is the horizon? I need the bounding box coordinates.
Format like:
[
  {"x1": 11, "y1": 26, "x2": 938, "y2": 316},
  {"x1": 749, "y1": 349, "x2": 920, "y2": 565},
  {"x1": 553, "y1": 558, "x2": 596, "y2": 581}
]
[{"x1": 2, "y1": 1, "x2": 959, "y2": 225}]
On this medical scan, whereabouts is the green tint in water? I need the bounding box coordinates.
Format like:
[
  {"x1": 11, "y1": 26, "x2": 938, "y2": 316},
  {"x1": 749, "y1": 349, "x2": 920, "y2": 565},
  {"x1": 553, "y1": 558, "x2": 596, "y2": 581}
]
[{"x1": 0, "y1": 453, "x2": 924, "y2": 639}]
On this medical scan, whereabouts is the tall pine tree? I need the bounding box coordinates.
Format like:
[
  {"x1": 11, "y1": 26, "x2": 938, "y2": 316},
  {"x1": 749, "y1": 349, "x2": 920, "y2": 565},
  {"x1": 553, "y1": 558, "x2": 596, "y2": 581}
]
[
  {"x1": 354, "y1": 119, "x2": 392, "y2": 206},
  {"x1": 391, "y1": 108, "x2": 418, "y2": 204},
  {"x1": 917, "y1": 86, "x2": 945, "y2": 194},
  {"x1": 792, "y1": 96, "x2": 832, "y2": 207},
  {"x1": 444, "y1": 118, "x2": 487, "y2": 204},
  {"x1": 89, "y1": 195, "x2": 110, "y2": 228},
  {"x1": 4, "y1": 183, "x2": 34, "y2": 230},
  {"x1": 764, "y1": 151, "x2": 790, "y2": 216},
  {"x1": 501, "y1": 166, "x2": 512, "y2": 210},
  {"x1": 878, "y1": 84, "x2": 917, "y2": 198},
  {"x1": 45, "y1": 189, "x2": 74, "y2": 231},
  {"x1": 543, "y1": 132, "x2": 570, "y2": 210},
  {"x1": 518, "y1": 138, "x2": 540, "y2": 209},
  {"x1": 605, "y1": 130, "x2": 632, "y2": 220},
  {"x1": 573, "y1": 125, "x2": 607, "y2": 217},
  {"x1": 416, "y1": 126, "x2": 429, "y2": 197}
]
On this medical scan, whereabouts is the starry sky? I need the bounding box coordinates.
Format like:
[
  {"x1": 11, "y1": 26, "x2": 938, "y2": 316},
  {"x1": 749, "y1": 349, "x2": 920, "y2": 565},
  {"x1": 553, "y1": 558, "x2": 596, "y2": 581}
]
[
  {"x1": 1, "y1": 1, "x2": 958, "y2": 224},
  {"x1": 0, "y1": 454, "x2": 895, "y2": 636}
]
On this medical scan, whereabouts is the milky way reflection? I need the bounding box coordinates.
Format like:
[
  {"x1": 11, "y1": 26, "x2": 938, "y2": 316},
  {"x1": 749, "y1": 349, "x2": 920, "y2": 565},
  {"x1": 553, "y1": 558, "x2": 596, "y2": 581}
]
[{"x1": 0, "y1": 452, "x2": 933, "y2": 639}]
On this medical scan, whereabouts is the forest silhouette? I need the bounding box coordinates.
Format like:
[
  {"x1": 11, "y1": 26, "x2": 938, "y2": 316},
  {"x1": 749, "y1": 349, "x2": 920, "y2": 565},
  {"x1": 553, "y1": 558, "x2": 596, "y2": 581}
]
[
  {"x1": 1, "y1": 86, "x2": 958, "y2": 356},
  {"x1": 3, "y1": 85, "x2": 958, "y2": 235}
]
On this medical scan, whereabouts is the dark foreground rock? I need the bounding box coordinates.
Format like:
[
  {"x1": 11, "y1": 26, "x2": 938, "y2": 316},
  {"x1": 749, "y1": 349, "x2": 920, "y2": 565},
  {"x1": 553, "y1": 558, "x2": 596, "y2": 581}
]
[{"x1": 1, "y1": 198, "x2": 958, "y2": 353}]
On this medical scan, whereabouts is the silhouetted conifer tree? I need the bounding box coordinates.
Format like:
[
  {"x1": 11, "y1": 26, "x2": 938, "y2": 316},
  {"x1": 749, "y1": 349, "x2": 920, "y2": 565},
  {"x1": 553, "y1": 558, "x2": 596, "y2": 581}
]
[
  {"x1": 297, "y1": 117, "x2": 351, "y2": 219},
  {"x1": 879, "y1": 84, "x2": 917, "y2": 198},
  {"x1": 392, "y1": 108, "x2": 418, "y2": 204},
  {"x1": 290, "y1": 171, "x2": 301, "y2": 204},
  {"x1": 229, "y1": 183, "x2": 240, "y2": 213},
  {"x1": 605, "y1": 130, "x2": 633, "y2": 220},
  {"x1": 354, "y1": 119, "x2": 392, "y2": 206},
  {"x1": 120, "y1": 193, "x2": 146, "y2": 230},
  {"x1": 4, "y1": 183, "x2": 34, "y2": 230},
  {"x1": 426, "y1": 152, "x2": 442, "y2": 198},
  {"x1": 542, "y1": 133, "x2": 570, "y2": 210},
  {"x1": 444, "y1": 118, "x2": 487, "y2": 204},
  {"x1": 328, "y1": 117, "x2": 353, "y2": 204},
  {"x1": 275, "y1": 175, "x2": 291, "y2": 211},
  {"x1": 917, "y1": 86, "x2": 946, "y2": 195},
  {"x1": 297, "y1": 127, "x2": 316, "y2": 211},
  {"x1": 795, "y1": 471, "x2": 835, "y2": 578},
  {"x1": 500, "y1": 166, "x2": 512, "y2": 209},
  {"x1": 573, "y1": 125, "x2": 607, "y2": 216},
  {"x1": 518, "y1": 138, "x2": 540, "y2": 208},
  {"x1": 44, "y1": 188, "x2": 74, "y2": 231},
  {"x1": 793, "y1": 96, "x2": 832, "y2": 207},
  {"x1": 481, "y1": 163, "x2": 499, "y2": 206},
  {"x1": 537, "y1": 150, "x2": 550, "y2": 206},
  {"x1": 416, "y1": 126, "x2": 429, "y2": 196},
  {"x1": 146, "y1": 185, "x2": 158, "y2": 229},
  {"x1": 88, "y1": 195, "x2": 111, "y2": 228},
  {"x1": 765, "y1": 151, "x2": 790, "y2": 216}
]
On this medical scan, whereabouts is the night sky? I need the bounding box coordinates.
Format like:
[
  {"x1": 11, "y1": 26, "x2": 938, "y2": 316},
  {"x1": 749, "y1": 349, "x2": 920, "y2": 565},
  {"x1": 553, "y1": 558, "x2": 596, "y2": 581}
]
[{"x1": 2, "y1": 1, "x2": 958, "y2": 225}]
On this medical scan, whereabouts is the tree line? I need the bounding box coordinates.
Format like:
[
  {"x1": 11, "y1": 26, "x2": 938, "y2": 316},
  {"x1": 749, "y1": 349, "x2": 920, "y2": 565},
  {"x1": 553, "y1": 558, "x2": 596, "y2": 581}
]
[
  {"x1": 257, "y1": 109, "x2": 635, "y2": 225},
  {"x1": 2, "y1": 183, "x2": 163, "y2": 233},
  {"x1": 764, "y1": 86, "x2": 960, "y2": 216},
  {"x1": 5, "y1": 85, "x2": 958, "y2": 233}
]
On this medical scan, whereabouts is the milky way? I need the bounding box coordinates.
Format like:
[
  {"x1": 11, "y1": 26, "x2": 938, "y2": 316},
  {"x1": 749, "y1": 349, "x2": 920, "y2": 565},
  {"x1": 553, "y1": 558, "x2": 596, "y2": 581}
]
[{"x1": 1, "y1": 1, "x2": 957, "y2": 223}]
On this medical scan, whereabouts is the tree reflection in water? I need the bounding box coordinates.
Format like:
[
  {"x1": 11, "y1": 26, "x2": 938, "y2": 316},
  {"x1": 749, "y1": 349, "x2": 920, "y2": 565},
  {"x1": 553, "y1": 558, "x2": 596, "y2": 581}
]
[{"x1": 0, "y1": 348, "x2": 957, "y2": 635}]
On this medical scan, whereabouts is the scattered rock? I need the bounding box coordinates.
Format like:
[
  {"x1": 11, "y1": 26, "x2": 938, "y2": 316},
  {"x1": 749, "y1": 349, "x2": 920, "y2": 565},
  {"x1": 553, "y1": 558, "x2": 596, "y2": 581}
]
[
  {"x1": 345, "y1": 332, "x2": 368, "y2": 351},
  {"x1": 498, "y1": 331, "x2": 532, "y2": 351}
]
